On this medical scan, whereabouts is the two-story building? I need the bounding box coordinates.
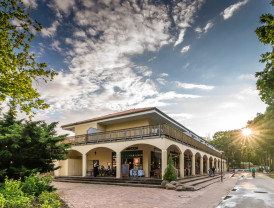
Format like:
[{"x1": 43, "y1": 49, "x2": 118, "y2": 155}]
[{"x1": 54, "y1": 107, "x2": 226, "y2": 179}]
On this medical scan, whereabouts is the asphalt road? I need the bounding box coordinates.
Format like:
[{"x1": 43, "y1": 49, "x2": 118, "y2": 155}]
[{"x1": 217, "y1": 172, "x2": 274, "y2": 208}]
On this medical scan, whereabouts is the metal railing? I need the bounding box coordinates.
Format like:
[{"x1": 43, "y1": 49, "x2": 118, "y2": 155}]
[{"x1": 65, "y1": 124, "x2": 221, "y2": 157}]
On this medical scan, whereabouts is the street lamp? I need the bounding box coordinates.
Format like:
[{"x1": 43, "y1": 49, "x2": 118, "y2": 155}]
[{"x1": 220, "y1": 150, "x2": 224, "y2": 182}]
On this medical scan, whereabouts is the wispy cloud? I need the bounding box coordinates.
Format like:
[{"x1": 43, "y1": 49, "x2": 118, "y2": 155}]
[
  {"x1": 181, "y1": 45, "x2": 190, "y2": 53},
  {"x1": 238, "y1": 74, "x2": 255, "y2": 80},
  {"x1": 195, "y1": 20, "x2": 214, "y2": 34},
  {"x1": 51, "y1": 40, "x2": 62, "y2": 52},
  {"x1": 160, "y1": 73, "x2": 169, "y2": 77},
  {"x1": 183, "y1": 62, "x2": 190, "y2": 69},
  {"x1": 22, "y1": 0, "x2": 37, "y2": 8},
  {"x1": 37, "y1": 0, "x2": 205, "y2": 119},
  {"x1": 221, "y1": 0, "x2": 249, "y2": 20},
  {"x1": 41, "y1": 21, "x2": 60, "y2": 37},
  {"x1": 175, "y1": 81, "x2": 215, "y2": 90}
]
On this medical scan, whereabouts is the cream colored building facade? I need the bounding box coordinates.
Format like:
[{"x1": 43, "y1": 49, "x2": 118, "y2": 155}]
[{"x1": 55, "y1": 107, "x2": 226, "y2": 179}]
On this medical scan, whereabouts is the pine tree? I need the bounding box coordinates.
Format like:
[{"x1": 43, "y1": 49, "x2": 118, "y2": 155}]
[
  {"x1": 163, "y1": 154, "x2": 177, "y2": 181},
  {"x1": 0, "y1": 108, "x2": 71, "y2": 181}
]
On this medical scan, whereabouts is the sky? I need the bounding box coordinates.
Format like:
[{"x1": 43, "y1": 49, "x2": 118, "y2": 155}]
[{"x1": 18, "y1": 0, "x2": 272, "y2": 138}]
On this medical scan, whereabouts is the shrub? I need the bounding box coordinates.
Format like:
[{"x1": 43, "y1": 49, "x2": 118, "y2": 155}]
[
  {"x1": 38, "y1": 191, "x2": 60, "y2": 208},
  {"x1": 0, "y1": 177, "x2": 33, "y2": 208},
  {"x1": 163, "y1": 154, "x2": 177, "y2": 181},
  {"x1": 21, "y1": 173, "x2": 55, "y2": 197}
]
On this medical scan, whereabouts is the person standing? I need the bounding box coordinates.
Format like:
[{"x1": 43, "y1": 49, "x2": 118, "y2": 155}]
[
  {"x1": 212, "y1": 167, "x2": 215, "y2": 176},
  {"x1": 94, "y1": 161, "x2": 99, "y2": 177}
]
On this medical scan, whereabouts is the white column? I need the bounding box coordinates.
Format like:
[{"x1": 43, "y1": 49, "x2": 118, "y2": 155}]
[
  {"x1": 200, "y1": 157, "x2": 203, "y2": 175},
  {"x1": 161, "y1": 149, "x2": 167, "y2": 179},
  {"x1": 191, "y1": 155, "x2": 195, "y2": 176},
  {"x1": 179, "y1": 153, "x2": 184, "y2": 178},
  {"x1": 116, "y1": 151, "x2": 121, "y2": 178},
  {"x1": 82, "y1": 154, "x2": 87, "y2": 177}
]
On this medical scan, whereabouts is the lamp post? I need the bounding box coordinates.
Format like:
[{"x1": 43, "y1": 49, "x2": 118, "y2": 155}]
[{"x1": 220, "y1": 150, "x2": 224, "y2": 182}]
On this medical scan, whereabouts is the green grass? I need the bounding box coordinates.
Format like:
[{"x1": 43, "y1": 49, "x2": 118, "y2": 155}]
[{"x1": 267, "y1": 174, "x2": 274, "y2": 179}]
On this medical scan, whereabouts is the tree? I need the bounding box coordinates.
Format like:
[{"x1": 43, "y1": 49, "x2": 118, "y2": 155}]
[
  {"x1": 0, "y1": 0, "x2": 57, "y2": 117},
  {"x1": 0, "y1": 108, "x2": 71, "y2": 181},
  {"x1": 255, "y1": 0, "x2": 274, "y2": 106},
  {"x1": 163, "y1": 154, "x2": 177, "y2": 181}
]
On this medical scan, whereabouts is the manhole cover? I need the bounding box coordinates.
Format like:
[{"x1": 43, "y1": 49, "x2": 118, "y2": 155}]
[
  {"x1": 179, "y1": 195, "x2": 191, "y2": 198},
  {"x1": 254, "y1": 191, "x2": 268, "y2": 194},
  {"x1": 224, "y1": 196, "x2": 232, "y2": 200}
]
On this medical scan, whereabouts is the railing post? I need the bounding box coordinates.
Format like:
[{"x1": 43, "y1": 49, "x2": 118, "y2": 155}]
[{"x1": 159, "y1": 124, "x2": 161, "y2": 137}]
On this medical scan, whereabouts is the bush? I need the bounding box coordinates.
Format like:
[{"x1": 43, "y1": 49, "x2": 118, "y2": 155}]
[
  {"x1": 21, "y1": 173, "x2": 54, "y2": 197},
  {"x1": 0, "y1": 177, "x2": 33, "y2": 208},
  {"x1": 0, "y1": 176, "x2": 60, "y2": 208},
  {"x1": 163, "y1": 154, "x2": 177, "y2": 181},
  {"x1": 38, "y1": 191, "x2": 60, "y2": 208}
]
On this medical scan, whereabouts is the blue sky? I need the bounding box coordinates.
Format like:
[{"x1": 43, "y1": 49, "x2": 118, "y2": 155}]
[{"x1": 20, "y1": 0, "x2": 271, "y2": 137}]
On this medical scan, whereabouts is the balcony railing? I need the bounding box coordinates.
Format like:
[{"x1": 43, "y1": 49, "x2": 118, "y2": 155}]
[{"x1": 65, "y1": 124, "x2": 221, "y2": 157}]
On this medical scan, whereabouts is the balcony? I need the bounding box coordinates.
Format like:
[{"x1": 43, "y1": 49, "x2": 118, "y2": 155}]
[{"x1": 64, "y1": 124, "x2": 220, "y2": 157}]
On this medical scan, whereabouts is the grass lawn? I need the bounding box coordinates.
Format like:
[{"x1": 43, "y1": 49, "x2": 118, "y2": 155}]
[{"x1": 266, "y1": 172, "x2": 274, "y2": 179}]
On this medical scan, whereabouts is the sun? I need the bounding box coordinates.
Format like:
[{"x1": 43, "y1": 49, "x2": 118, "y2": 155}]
[{"x1": 242, "y1": 128, "x2": 251, "y2": 136}]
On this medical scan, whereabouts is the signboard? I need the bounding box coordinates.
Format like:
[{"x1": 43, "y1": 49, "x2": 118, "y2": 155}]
[
  {"x1": 132, "y1": 169, "x2": 138, "y2": 178},
  {"x1": 121, "y1": 164, "x2": 129, "y2": 177}
]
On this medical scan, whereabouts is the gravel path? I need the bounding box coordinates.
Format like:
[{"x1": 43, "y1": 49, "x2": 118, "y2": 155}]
[{"x1": 52, "y1": 173, "x2": 238, "y2": 208}]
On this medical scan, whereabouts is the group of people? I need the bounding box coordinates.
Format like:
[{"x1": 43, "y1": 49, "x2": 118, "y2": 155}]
[{"x1": 93, "y1": 161, "x2": 113, "y2": 177}]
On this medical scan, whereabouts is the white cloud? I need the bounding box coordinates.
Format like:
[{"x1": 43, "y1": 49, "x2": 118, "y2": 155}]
[
  {"x1": 183, "y1": 62, "x2": 190, "y2": 69},
  {"x1": 175, "y1": 81, "x2": 215, "y2": 90},
  {"x1": 50, "y1": 0, "x2": 75, "y2": 15},
  {"x1": 238, "y1": 74, "x2": 255, "y2": 80},
  {"x1": 51, "y1": 40, "x2": 62, "y2": 52},
  {"x1": 204, "y1": 21, "x2": 213, "y2": 33},
  {"x1": 41, "y1": 21, "x2": 59, "y2": 37},
  {"x1": 221, "y1": 0, "x2": 249, "y2": 20},
  {"x1": 160, "y1": 73, "x2": 169, "y2": 77},
  {"x1": 37, "y1": 0, "x2": 206, "y2": 131},
  {"x1": 157, "y1": 78, "x2": 167, "y2": 85},
  {"x1": 22, "y1": 0, "x2": 37, "y2": 8},
  {"x1": 148, "y1": 56, "x2": 157, "y2": 62},
  {"x1": 181, "y1": 45, "x2": 190, "y2": 53},
  {"x1": 195, "y1": 27, "x2": 202, "y2": 33}
]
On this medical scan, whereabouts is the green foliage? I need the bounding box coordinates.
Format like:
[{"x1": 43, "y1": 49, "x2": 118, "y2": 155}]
[
  {"x1": 0, "y1": 177, "x2": 61, "y2": 208},
  {"x1": 0, "y1": 108, "x2": 71, "y2": 181},
  {"x1": 0, "y1": 177, "x2": 34, "y2": 208},
  {"x1": 38, "y1": 191, "x2": 60, "y2": 208},
  {"x1": 163, "y1": 154, "x2": 177, "y2": 181},
  {"x1": 21, "y1": 173, "x2": 54, "y2": 197},
  {"x1": 255, "y1": 0, "x2": 274, "y2": 106},
  {"x1": 0, "y1": 0, "x2": 57, "y2": 117}
]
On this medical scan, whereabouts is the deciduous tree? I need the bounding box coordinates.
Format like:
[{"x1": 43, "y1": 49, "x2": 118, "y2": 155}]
[{"x1": 0, "y1": 0, "x2": 57, "y2": 117}]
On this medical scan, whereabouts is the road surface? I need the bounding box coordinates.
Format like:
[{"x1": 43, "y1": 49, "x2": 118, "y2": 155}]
[{"x1": 217, "y1": 172, "x2": 274, "y2": 208}]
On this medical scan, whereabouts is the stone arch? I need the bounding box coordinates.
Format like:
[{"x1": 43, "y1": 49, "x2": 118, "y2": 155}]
[
  {"x1": 195, "y1": 152, "x2": 202, "y2": 175},
  {"x1": 184, "y1": 149, "x2": 194, "y2": 176},
  {"x1": 120, "y1": 143, "x2": 163, "y2": 178},
  {"x1": 209, "y1": 156, "x2": 213, "y2": 169},
  {"x1": 167, "y1": 144, "x2": 182, "y2": 177},
  {"x1": 203, "y1": 155, "x2": 208, "y2": 174},
  {"x1": 85, "y1": 147, "x2": 116, "y2": 176}
]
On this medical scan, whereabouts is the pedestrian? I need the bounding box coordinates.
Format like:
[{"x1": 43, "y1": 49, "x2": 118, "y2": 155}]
[
  {"x1": 212, "y1": 166, "x2": 215, "y2": 176},
  {"x1": 94, "y1": 161, "x2": 99, "y2": 177}
]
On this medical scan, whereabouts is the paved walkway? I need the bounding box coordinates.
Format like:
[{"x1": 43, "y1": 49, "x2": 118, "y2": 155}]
[
  {"x1": 217, "y1": 172, "x2": 274, "y2": 208},
  {"x1": 53, "y1": 173, "x2": 237, "y2": 208}
]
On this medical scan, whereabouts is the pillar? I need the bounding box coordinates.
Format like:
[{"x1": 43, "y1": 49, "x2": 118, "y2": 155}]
[
  {"x1": 191, "y1": 154, "x2": 195, "y2": 176},
  {"x1": 207, "y1": 158, "x2": 209, "y2": 174},
  {"x1": 179, "y1": 152, "x2": 184, "y2": 178},
  {"x1": 161, "y1": 149, "x2": 167, "y2": 179},
  {"x1": 200, "y1": 157, "x2": 203, "y2": 175},
  {"x1": 212, "y1": 159, "x2": 214, "y2": 169},
  {"x1": 82, "y1": 154, "x2": 87, "y2": 177},
  {"x1": 116, "y1": 151, "x2": 121, "y2": 178}
]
